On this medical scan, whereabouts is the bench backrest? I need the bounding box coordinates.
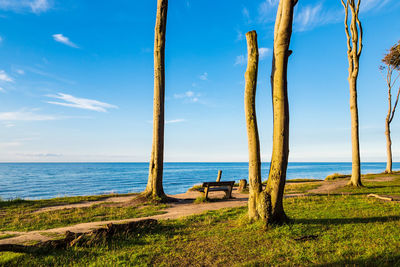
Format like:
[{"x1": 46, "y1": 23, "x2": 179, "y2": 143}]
[{"x1": 202, "y1": 181, "x2": 235, "y2": 187}]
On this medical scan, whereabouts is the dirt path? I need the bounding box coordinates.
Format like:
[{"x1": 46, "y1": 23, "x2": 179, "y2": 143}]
[
  {"x1": 308, "y1": 179, "x2": 349, "y2": 194},
  {"x1": 0, "y1": 191, "x2": 249, "y2": 245},
  {"x1": 1, "y1": 175, "x2": 395, "y2": 246},
  {"x1": 33, "y1": 195, "x2": 138, "y2": 214}
]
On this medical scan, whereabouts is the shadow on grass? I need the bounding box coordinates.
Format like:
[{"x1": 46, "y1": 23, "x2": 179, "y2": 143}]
[
  {"x1": 294, "y1": 215, "x2": 400, "y2": 225},
  {"x1": 315, "y1": 254, "x2": 400, "y2": 266}
]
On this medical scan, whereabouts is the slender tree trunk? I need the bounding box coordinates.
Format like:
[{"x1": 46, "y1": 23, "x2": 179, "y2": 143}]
[
  {"x1": 144, "y1": 0, "x2": 168, "y2": 200},
  {"x1": 244, "y1": 31, "x2": 265, "y2": 221},
  {"x1": 349, "y1": 77, "x2": 362, "y2": 186},
  {"x1": 341, "y1": 0, "x2": 363, "y2": 187},
  {"x1": 264, "y1": 0, "x2": 297, "y2": 224},
  {"x1": 385, "y1": 119, "x2": 393, "y2": 173}
]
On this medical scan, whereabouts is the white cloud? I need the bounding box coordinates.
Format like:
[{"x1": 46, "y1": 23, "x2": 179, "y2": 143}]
[
  {"x1": 174, "y1": 91, "x2": 201, "y2": 103},
  {"x1": 166, "y1": 119, "x2": 186, "y2": 124},
  {"x1": 258, "y1": 0, "x2": 279, "y2": 23},
  {"x1": 0, "y1": 142, "x2": 21, "y2": 148},
  {"x1": 16, "y1": 69, "x2": 25, "y2": 75},
  {"x1": 199, "y1": 72, "x2": 208, "y2": 81},
  {"x1": 242, "y1": 7, "x2": 251, "y2": 23},
  {"x1": 0, "y1": 70, "x2": 13, "y2": 82},
  {"x1": 0, "y1": 87, "x2": 5, "y2": 93},
  {"x1": 52, "y1": 34, "x2": 79, "y2": 48},
  {"x1": 259, "y1": 47, "x2": 271, "y2": 60},
  {"x1": 46, "y1": 93, "x2": 118, "y2": 112},
  {"x1": 30, "y1": 0, "x2": 50, "y2": 13},
  {"x1": 0, "y1": 110, "x2": 57, "y2": 121},
  {"x1": 236, "y1": 30, "x2": 244, "y2": 41},
  {"x1": 0, "y1": 0, "x2": 51, "y2": 14},
  {"x1": 294, "y1": 4, "x2": 341, "y2": 32},
  {"x1": 234, "y1": 55, "x2": 246, "y2": 66},
  {"x1": 360, "y1": 0, "x2": 393, "y2": 12},
  {"x1": 3, "y1": 123, "x2": 15, "y2": 128}
]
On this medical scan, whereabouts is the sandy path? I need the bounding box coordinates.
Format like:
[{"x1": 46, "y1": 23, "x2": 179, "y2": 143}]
[
  {"x1": 1, "y1": 175, "x2": 395, "y2": 246},
  {"x1": 308, "y1": 179, "x2": 349, "y2": 194},
  {"x1": 0, "y1": 191, "x2": 249, "y2": 245},
  {"x1": 33, "y1": 195, "x2": 138, "y2": 214}
]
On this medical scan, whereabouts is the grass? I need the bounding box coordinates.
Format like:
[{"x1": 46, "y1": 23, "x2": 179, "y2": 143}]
[
  {"x1": 2, "y1": 173, "x2": 400, "y2": 266},
  {"x1": 325, "y1": 173, "x2": 351, "y2": 180},
  {"x1": 335, "y1": 172, "x2": 400, "y2": 196},
  {"x1": 2, "y1": 193, "x2": 400, "y2": 266},
  {"x1": 0, "y1": 193, "x2": 136, "y2": 210},
  {"x1": 0, "y1": 196, "x2": 167, "y2": 232},
  {"x1": 284, "y1": 181, "x2": 322, "y2": 194}
]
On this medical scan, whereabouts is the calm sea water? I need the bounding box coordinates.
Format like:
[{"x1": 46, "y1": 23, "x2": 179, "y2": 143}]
[{"x1": 0, "y1": 162, "x2": 398, "y2": 200}]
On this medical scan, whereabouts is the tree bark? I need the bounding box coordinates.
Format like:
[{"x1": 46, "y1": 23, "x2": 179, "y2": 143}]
[
  {"x1": 341, "y1": 0, "x2": 363, "y2": 187},
  {"x1": 385, "y1": 118, "x2": 392, "y2": 173},
  {"x1": 349, "y1": 77, "x2": 362, "y2": 186},
  {"x1": 144, "y1": 0, "x2": 168, "y2": 200},
  {"x1": 264, "y1": 0, "x2": 297, "y2": 224},
  {"x1": 244, "y1": 31, "x2": 263, "y2": 221}
]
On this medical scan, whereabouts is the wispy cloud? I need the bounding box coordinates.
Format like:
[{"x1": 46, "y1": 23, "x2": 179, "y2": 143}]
[
  {"x1": 259, "y1": 47, "x2": 271, "y2": 60},
  {"x1": 199, "y1": 72, "x2": 208, "y2": 81},
  {"x1": 174, "y1": 91, "x2": 201, "y2": 103},
  {"x1": 236, "y1": 30, "x2": 244, "y2": 41},
  {"x1": 258, "y1": 0, "x2": 279, "y2": 23},
  {"x1": 46, "y1": 93, "x2": 118, "y2": 112},
  {"x1": 15, "y1": 69, "x2": 25, "y2": 75},
  {"x1": 166, "y1": 119, "x2": 186, "y2": 124},
  {"x1": 0, "y1": 109, "x2": 57, "y2": 121},
  {"x1": 360, "y1": 0, "x2": 393, "y2": 12},
  {"x1": 0, "y1": 87, "x2": 5, "y2": 93},
  {"x1": 294, "y1": 3, "x2": 341, "y2": 32},
  {"x1": 242, "y1": 7, "x2": 251, "y2": 23},
  {"x1": 52, "y1": 34, "x2": 79, "y2": 48},
  {"x1": 0, "y1": 70, "x2": 13, "y2": 82},
  {"x1": 0, "y1": 141, "x2": 21, "y2": 148},
  {"x1": 0, "y1": 36, "x2": 3, "y2": 43},
  {"x1": 234, "y1": 55, "x2": 246, "y2": 66},
  {"x1": 24, "y1": 66, "x2": 75, "y2": 85},
  {"x1": 0, "y1": 0, "x2": 51, "y2": 14},
  {"x1": 17, "y1": 152, "x2": 62, "y2": 157}
]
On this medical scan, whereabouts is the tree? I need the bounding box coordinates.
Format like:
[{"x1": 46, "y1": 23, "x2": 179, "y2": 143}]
[
  {"x1": 341, "y1": 0, "x2": 363, "y2": 187},
  {"x1": 381, "y1": 41, "x2": 400, "y2": 174},
  {"x1": 244, "y1": 31, "x2": 264, "y2": 221},
  {"x1": 143, "y1": 0, "x2": 168, "y2": 200},
  {"x1": 247, "y1": 0, "x2": 297, "y2": 225}
]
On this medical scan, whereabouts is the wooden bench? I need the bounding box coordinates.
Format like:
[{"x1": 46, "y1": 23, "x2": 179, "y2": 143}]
[{"x1": 199, "y1": 181, "x2": 235, "y2": 200}]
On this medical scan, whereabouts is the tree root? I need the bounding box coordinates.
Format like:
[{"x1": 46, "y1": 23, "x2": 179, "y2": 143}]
[{"x1": 0, "y1": 219, "x2": 158, "y2": 253}]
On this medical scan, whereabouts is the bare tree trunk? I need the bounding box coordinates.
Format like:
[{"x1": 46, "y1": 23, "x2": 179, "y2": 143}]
[
  {"x1": 264, "y1": 0, "x2": 297, "y2": 224},
  {"x1": 144, "y1": 0, "x2": 168, "y2": 200},
  {"x1": 244, "y1": 31, "x2": 264, "y2": 221},
  {"x1": 341, "y1": 0, "x2": 363, "y2": 187},
  {"x1": 385, "y1": 119, "x2": 392, "y2": 173},
  {"x1": 349, "y1": 77, "x2": 362, "y2": 186}
]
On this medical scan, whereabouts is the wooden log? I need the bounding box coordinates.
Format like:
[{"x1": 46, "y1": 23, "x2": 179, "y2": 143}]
[{"x1": 367, "y1": 194, "x2": 393, "y2": 201}]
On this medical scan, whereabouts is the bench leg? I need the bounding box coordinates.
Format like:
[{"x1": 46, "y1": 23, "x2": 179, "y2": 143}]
[
  {"x1": 204, "y1": 187, "x2": 209, "y2": 200},
  {"x1": 227, "y1": 186, "x2": 233, "y2": 199}
]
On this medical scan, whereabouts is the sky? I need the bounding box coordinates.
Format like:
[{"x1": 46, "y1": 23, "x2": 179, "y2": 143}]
[{"x1": 0, "y1": 0, "x2": 399, "y2": 163}]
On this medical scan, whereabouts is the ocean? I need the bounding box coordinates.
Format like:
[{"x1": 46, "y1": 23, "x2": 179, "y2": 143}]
[{"x1": 0, "y1": 162, "x2": 398, "y2": 200}]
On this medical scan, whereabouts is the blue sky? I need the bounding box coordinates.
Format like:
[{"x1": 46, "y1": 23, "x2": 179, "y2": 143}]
[{"x1": 0, "y1": 0, "x2": 399, "y2": 162}]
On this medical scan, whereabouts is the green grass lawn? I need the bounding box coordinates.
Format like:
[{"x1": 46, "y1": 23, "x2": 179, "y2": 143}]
[
  {"x1": 2, "y1": 193, "x2": 400, "y2": 266},
  {"x1": 1, "y1": 174, "x2": 400, "y2": 266},
  {"x1": 0, "y1": 195, "x2": 166, "y2": 232}
]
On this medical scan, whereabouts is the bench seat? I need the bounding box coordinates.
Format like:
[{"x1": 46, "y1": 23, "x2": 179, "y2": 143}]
[{"x1": 200, "y1": 181, "x2": 235, "y2": 200}]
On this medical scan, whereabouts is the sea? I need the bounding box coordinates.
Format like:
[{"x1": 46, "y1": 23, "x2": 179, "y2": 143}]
[{"x1": 0, "y1": 162, "x2": 398, "y2": 200}]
